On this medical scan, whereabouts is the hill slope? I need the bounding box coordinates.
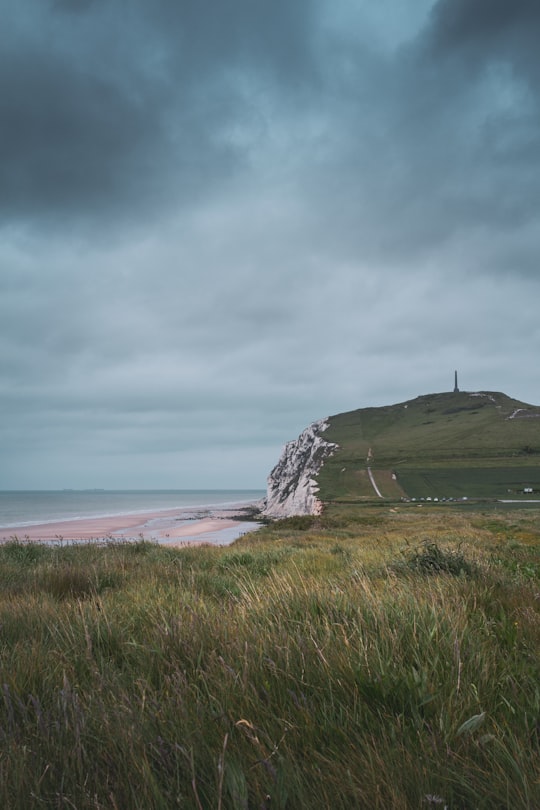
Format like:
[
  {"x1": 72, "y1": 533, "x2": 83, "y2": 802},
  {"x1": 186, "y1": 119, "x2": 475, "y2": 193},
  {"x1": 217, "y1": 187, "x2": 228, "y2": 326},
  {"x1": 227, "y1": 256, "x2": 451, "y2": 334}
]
[{"x1": 317, "y1": 391, "x2": 540, "y2": 502}]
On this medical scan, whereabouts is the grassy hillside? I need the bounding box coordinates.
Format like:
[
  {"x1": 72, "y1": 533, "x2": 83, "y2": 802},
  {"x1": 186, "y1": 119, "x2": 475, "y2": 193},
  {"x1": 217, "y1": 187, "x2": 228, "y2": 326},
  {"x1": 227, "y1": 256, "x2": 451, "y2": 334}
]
[
  {"x1": 317, "y1": 391, "x2": 540, "y2": 501},
  {"x1": 0, "y1": 507, "x2": 539, "y2": 808}
]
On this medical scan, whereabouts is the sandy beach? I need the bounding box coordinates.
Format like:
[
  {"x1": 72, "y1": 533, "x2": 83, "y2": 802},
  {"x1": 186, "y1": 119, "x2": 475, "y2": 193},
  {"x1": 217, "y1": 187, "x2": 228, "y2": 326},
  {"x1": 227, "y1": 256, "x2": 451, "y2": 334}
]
[{"x1": 0, "y1": 504, "x2": 261, "y2": 547}]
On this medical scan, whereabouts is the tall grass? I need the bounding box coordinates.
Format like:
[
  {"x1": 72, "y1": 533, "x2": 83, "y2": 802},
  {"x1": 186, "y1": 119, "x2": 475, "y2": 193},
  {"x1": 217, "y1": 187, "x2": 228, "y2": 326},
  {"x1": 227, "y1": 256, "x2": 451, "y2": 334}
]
[{"x1": 0, "y1": 510, "x2": 538, "y2": 808}]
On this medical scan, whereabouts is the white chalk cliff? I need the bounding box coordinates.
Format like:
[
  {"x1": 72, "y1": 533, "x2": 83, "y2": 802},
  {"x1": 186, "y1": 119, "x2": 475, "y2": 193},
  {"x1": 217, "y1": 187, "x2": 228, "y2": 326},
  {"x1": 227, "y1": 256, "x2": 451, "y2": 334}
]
[{"x1": 263, "y1": 419, "x2": 339, "y2": 517}]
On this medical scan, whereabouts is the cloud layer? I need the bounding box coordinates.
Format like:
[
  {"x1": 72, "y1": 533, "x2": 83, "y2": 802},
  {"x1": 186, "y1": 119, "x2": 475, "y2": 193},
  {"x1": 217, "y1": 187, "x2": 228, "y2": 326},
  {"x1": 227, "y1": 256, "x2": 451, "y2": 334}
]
[{"x1": 1, "y1": 0, "x2": 539, "y2": 488}]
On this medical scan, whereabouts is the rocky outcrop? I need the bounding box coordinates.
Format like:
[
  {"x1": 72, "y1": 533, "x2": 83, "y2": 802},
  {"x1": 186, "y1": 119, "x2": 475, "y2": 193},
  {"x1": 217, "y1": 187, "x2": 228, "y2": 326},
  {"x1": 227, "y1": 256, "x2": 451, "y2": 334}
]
[{"x1": 263, "y1": 419, "x2": 339, "y2": 517}]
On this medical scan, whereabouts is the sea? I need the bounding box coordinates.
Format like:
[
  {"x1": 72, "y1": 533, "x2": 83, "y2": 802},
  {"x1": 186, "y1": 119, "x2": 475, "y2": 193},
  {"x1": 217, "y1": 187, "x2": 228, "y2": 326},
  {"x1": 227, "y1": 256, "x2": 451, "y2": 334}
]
[{"x1": 0, "y1": 490, "x2": 265, "y2": 530}]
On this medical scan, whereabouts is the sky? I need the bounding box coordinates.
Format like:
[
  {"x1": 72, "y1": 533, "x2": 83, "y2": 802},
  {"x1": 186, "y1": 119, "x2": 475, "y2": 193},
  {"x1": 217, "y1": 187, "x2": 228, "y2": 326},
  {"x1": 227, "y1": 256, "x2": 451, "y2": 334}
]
[{"x1": 1, "y1": 0, "x2": 540, "y2": 490}]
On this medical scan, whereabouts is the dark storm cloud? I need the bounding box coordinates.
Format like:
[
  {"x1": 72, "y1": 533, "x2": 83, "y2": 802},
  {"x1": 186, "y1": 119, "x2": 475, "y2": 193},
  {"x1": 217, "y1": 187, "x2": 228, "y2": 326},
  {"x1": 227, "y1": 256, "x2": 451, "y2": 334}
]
[
  {"x1": 315, "y1": 0, "x2": 540, "y2": 273},
  {"x1": 426, "y1": 0, "x2": 540, "y2": 55},
  {"x1": 421, "y1": 0, "x2": 540, "y2": 121},
  {"x1": 0, "y1": 0, "x2": 319, "y2": 230},
  {"x1": 0, "y1": 53, "x2": 163, "y2": 219},
  {"x1": 3, "y1": 0, "x2": 539, "y2": 249}
]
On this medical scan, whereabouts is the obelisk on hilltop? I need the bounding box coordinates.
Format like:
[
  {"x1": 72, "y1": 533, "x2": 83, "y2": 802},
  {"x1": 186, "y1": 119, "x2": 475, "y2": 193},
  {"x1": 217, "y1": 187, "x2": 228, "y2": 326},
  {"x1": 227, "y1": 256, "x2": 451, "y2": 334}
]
[{"x1": 453, "y1": 370, "x2": 459, "y2": 393}]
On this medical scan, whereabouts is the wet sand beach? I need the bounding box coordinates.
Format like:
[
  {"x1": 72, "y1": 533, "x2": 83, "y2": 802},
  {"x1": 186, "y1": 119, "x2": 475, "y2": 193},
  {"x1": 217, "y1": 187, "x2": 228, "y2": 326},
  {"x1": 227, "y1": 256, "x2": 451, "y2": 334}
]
[{"x1": 0, "y1": 504, "x2": 261, "y2": 546}]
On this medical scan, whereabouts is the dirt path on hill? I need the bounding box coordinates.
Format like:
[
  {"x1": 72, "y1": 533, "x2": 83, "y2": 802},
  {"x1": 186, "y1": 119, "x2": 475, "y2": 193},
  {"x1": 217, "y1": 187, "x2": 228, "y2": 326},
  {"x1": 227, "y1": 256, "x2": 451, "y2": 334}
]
[
  {"x1": 367, "y1": 466, "x2": 383, "y2": 498},
  {"x1": 366, "y1": 447, "x2": 383, "y2": 498}
]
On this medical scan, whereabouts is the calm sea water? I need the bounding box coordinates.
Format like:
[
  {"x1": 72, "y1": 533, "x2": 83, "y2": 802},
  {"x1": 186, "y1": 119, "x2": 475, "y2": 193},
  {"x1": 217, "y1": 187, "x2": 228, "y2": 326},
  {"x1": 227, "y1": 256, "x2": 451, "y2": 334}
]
[{"x1": 0, "y1": 490, "x2": 265, "y2": 529}]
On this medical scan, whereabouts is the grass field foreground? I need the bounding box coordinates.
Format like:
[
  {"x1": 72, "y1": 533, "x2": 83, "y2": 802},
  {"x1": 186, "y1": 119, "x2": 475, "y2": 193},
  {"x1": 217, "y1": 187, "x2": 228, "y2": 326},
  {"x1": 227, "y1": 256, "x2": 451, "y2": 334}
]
[{"x1": 0, "y1": 507, "x2": 539, "y2": 808}]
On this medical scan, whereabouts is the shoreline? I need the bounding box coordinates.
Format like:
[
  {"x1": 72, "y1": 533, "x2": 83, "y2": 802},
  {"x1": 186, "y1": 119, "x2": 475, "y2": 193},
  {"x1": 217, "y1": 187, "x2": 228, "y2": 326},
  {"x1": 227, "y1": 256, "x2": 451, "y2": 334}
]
[{"x1": 0, "y1": 502, "x2": 262, "y2": 547}]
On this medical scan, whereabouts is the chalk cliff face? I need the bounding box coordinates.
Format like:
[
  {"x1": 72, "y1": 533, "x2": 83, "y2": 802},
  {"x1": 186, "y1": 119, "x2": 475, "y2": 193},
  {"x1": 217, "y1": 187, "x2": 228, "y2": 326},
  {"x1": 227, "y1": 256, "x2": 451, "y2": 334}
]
[{"x1": 263, "y1": 419, "x2": 339, "y2": 517}]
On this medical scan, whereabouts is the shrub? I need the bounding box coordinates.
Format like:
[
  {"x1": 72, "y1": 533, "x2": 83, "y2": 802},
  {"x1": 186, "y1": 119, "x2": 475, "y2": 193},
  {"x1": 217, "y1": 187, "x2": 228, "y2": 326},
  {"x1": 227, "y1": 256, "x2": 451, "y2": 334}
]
[{"x1": 396, "y1": 541, "x2": 476, "y2": 577}]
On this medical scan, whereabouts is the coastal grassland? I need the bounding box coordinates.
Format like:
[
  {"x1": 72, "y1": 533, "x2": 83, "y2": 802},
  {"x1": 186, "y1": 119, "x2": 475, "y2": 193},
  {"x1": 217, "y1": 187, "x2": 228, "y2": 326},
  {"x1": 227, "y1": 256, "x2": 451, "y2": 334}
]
[{"x1": 0, "y1": 508, "x2": 539, "y2": 809}]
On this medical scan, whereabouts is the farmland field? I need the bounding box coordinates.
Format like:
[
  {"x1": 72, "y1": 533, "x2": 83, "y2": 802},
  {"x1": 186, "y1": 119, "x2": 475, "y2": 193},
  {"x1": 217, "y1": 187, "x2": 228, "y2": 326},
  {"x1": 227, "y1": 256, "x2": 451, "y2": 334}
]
[{"x1": 396, "y1": 466, "x2": 540, "y2": 499}]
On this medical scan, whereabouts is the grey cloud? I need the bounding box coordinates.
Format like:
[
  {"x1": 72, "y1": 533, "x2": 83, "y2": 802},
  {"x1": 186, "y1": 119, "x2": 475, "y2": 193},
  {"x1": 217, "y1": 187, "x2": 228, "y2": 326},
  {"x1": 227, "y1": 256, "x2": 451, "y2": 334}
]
[{"x1": 52, "y1": 0, "x2": 98, "y2": 11}]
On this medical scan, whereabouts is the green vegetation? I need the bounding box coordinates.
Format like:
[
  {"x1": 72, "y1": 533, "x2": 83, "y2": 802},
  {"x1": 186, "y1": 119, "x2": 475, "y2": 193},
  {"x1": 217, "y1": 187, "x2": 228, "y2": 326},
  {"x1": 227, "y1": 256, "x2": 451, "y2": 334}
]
[
  {"x1": 397, "y1": 467, "x2": 540, "y2": 500},
  {"x1": 1, "y1": 506, "x2": 539, "y2": 808},
  {"x1": 317, "y1": 391, "x2": 540, "y2": 500}
]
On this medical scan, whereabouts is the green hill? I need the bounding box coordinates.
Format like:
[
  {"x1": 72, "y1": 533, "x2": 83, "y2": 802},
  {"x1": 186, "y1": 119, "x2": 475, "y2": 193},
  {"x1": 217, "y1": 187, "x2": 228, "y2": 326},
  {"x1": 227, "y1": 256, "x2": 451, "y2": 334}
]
[{"x1": 317, "y1": 391, "x2": 540, "y2": 501}]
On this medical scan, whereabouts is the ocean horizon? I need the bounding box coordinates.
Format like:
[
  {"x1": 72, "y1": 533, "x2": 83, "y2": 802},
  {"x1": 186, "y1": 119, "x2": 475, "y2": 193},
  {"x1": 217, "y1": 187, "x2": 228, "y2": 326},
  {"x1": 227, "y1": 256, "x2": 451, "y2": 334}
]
[{"x1": 0, "y1": 489, "x2": 265, "y2": 530}]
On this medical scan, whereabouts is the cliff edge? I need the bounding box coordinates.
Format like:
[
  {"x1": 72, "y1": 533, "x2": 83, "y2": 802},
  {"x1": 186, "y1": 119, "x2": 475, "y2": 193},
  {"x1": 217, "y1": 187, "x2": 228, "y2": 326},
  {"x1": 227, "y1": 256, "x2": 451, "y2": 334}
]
[{"x1": 263, "y1": 419, "x2": 339, "y2": 517}]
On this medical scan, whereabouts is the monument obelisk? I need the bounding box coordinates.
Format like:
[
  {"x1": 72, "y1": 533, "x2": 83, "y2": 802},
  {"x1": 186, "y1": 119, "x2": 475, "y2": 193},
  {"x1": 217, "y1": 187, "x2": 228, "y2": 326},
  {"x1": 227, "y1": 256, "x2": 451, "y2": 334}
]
[{"x1": 453, "y1": 370, "x2": 459, "y2": 393}]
